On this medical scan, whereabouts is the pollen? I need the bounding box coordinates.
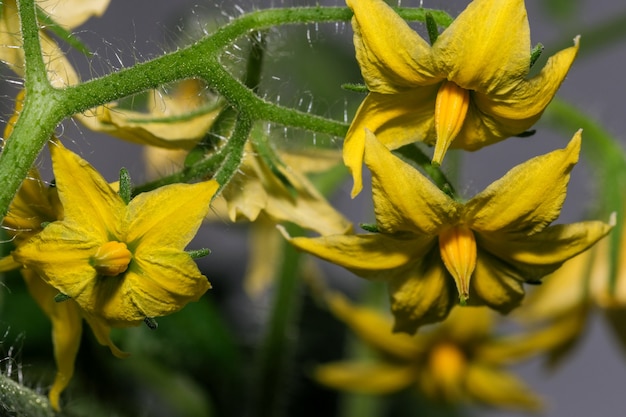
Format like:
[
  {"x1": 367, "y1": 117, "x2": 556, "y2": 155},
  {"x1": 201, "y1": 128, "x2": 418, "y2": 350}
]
[
  {"x1": 92, "y1": 241, "x2": 132, "y2": 276},
  {"x1": 433, "y1": 80, "x2": 470, "y2": 166},
  {"x1": 438, "y1": 225, "x2": 477, "y2": 303}
]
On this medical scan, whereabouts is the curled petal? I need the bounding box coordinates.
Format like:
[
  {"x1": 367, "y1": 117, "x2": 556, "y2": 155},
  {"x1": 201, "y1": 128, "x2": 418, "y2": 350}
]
[
  {"x1": 433, "y1": 0, "x2": 530, "y2": 93},
  {"x1": 475, "y1": 38, "x2": 579, "y2": 119},
  {"x1": 343, "y1": 89, "x2": 438, "y2": 198},
  {"x1": 388, "y1": 251, "x2": 456, "y2": 333},
  {"x1": 347, "y1": 0, "x2": 438, "y2": 92},
  {"x1": 469, "y1": 251, "x2": 525, "y2": 313},
  {"x1": 364, "y1": 129, "x2": 459, "y2": 235}
]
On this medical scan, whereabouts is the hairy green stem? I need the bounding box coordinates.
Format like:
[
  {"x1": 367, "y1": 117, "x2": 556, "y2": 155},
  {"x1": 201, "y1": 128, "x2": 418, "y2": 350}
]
[{"x1": 0, "y1": 374, "x2": 56, "y2": 417}]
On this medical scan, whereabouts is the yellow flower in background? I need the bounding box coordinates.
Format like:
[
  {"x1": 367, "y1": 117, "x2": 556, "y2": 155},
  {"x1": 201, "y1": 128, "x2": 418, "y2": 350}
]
[
  {"x1": 518, "y1": 226, "x2": 626, "y2": 366},
  {"x1": 145, "y1": 134, "x2": 352, "y2": 296},
  {"x1": 0, "y1": 0, "x2": 110, "y2": 87},
  {"x1": 285, "y1": 129, "x2": 611, "y2": 333},
  {"x1": 79, "y1": 79, "x2": 222, "y2": 149},
  {"x1": 344, "y1": 0, "x2": 579, "y2": 197},
  {"x1": 0, "y1": 170, "x2": 127, "y2": 411},
  {"x1": 13, "y1": 141, "x2": 217, "y2": 327},
  {"x1": 315, "y1": 294, "x2": 542, "y2": 411}
]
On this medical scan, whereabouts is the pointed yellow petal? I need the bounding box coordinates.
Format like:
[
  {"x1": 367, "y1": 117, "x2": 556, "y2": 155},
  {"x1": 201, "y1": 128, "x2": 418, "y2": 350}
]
[
  {"x1": 244, "y1": 218, "x2": 283, "y2": 296},
  {"x1": 314, "y1": 361, "x2": 416, "y2": 394},
  {"x1": 49, "y1": 141, "x2": 125, "y2": 240},
  {"x1": 364, "y1": 129, "x2": 459, "y2": 235},
  {"x1": 0, "y1": 255, "x2": 21, "y2": 272},
  {"x1": 326, "y1": 292, "x2": 421, "y2": 360},
  {"x1": 475, "y1": 38, "x2": 579, "y2": 119},
  {"x1": 465, "y1": 131, "x2": 581, "y2": 234},
  {"x1": 346, "y1": 0, "x2": 437, "y2": 92},
  {"x1": 343, "y1": 89, "x2": 438, "y2": 197},
  {"x1": 82, "y1": 312, "x2": 130, "y2": 358},
  {"x1": 465, "y1": 364, "x2": 542, "y2": 411},
  {"x1": 127, "y1": 180, "x2": 218, "y2": 249},
  {"x1": 283, "y1": 229, "x2": 432, "y2": 280},
  {"x1": 21, "y1": 271, "x2": 83, "y2": 412},
  {"x1": 433, "y1": 0, "x2": 530, "y2": 92},
  {"x1": 478, "y1": 221, "x2": 611, "y2": 285},
  {"x1": 388, "y1": 254, "x2": 456, "y2": 333}
]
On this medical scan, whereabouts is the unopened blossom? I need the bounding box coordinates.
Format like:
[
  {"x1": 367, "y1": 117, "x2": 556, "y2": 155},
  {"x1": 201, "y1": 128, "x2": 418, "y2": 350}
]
[
  {"x1": 285, "y1": 130, "x2": 611, "y2": 333},
  {"x1": 344, "y1": 0, "x2": 579, "y2": 196},
  {"x1": 315, "y1": 294, "x2": 542, "y2": 411}
]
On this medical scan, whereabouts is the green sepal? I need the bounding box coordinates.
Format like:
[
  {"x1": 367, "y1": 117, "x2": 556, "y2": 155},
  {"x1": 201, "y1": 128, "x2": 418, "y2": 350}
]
[
  {"x1": 425, "y1": 12, "x2": 439, "y2": 45},
  {"x1": 144, "y1": 317, "x2": 158, "y2": 330},
  {"x1": 187, "y1": 248, "x2": 211, "y2": 259},
  {"x1": 119, "y1": 167, "x2": 132, "y2": 204},
  {"x1": 341, "y1": 83, "x2": 369, "y2": 93},
  {"x1": 36, "y1": 6, "x2": 92, "y2": 57},
  {"x1": 359, "y1": 223, "x2": 379, "y2": 233},
  {"x1": 530, "y1": 43, "x2": 544, "y2": 68},
  {"x1": 54, "y1": 292, "x2": 71, "y2": 302}
]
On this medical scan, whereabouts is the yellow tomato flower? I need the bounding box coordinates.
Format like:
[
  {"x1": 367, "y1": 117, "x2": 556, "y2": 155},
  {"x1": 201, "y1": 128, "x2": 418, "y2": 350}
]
[
  {"x1": 285, "y1": 129, "x2": 611, "y2": 333},
  {"x1": 344, "y1": 0, "x2": 579, "y2": 196},
  {"x1": 0, "y1": 169, "x2": 127, "y2": 411},
  {"x1": 315, "y1": 294, "x2": 542, "y2": 411},
  {"x1": 13, "y1": 141, "x2": 218, "y2": 328},
  {"x1": 0, "y1": 0, "x2": 109, "y2": 86}
]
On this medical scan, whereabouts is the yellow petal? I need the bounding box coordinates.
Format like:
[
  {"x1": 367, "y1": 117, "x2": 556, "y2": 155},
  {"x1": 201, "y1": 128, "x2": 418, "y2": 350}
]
[
  {"x1": 469, "y1": 251, "x2": 525, "y2": 312},
  {"x1": 364, "y1": 129, "x2": 459, "y2": 235},
  {"x1": 465, "y1": 364, "x2": 542, "y2": 411},
  {"x1": 388, "y1": 253, "x2": 456, "y2": 333},
  {"x1": 346, "y1": 0, "x2": 437, "y2": 93},
  {"x1": 314, "y1": 361, "x2": 415, "y2": 394},
  {"x1": 77, "y1": 103, "x2": 219, "y2": 150},
  {"x1": 49, "y1": 141, "x2": 125, "y2": 240},
  {"x1": 433, "y1": 0, "x2": 530, "y2": 93},
  {"x1": 343, "y1": 89, "x2": 438, "y2": 198},
  {"x1": 21, "y1": 270, "x2": 83, "y2": 412},
  {"x1": 478, "y1": 221, "x2": 612, "y2": 281},
  {"x1": 0, "y1": 255, "x2": 21, "y2": 272},
  {"x1": 39, "y1": 0, "x2": 110, "y2": 29},
  {"x1": 126, "y1": 180, "x2": 219, "y2": 249},
  {"x1": 475, "y1": 38, "x2": 579, "y2": 119},
  {"x1": 244, "y1": 217, "x2": 283, "y2": 296},
  {"x1": 326, "y1": 292, "x2": 421, "y2": 360},
  {"x1": 283, "y1": 229, "x2": 433, "y2": 281},
  {"x1": 465, "y1": 131, "x2": 582, "y2": 235},
  {"x1": 82, "y1": 312, "x2": 130, "y2": 358}
]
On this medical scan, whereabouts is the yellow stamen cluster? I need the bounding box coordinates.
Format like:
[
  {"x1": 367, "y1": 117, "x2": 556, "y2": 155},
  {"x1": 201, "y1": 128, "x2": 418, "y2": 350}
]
[
  {"x1": 92, "y1": 241, "x2": 132, "y2": 276},
  {"x1": 433, "y1": 80, "x2": 470, "y2": 166},
  {"x1": 438, "y1": 225, "x2": 477, "y2": 302}
]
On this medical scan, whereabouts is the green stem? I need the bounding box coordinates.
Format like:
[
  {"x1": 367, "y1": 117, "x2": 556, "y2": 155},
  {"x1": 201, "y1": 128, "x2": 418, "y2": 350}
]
[
  {"x1": 0, "y1": 374, "x2": 56, "y2": 417},
  {"x1": 251, "y1": 224, "x2": 303, "y2": 417}
]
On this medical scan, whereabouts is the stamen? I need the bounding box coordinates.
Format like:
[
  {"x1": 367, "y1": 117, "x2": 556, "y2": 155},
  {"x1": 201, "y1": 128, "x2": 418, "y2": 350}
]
[
  {"x1": 92, "y1": 241, "x2": 132, "y2": 276},
  {"x1": 433, "y1": 81, "x2": 470, "y2": 166},
  {"x1": 438, "y1": 225, "x2": 477, "y2": 303},
  {"x1": 428, "y1": 342, "x2": 466, "y2": 398}
]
